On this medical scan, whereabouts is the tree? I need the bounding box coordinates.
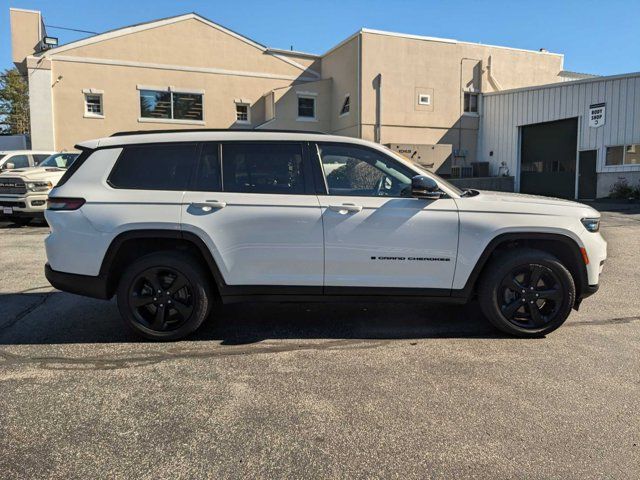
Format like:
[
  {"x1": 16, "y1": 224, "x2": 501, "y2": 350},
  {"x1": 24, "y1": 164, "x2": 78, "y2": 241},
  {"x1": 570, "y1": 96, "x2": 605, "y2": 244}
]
[{"x1": 0, "y1": 68, "x2": 30, "y2": 134}]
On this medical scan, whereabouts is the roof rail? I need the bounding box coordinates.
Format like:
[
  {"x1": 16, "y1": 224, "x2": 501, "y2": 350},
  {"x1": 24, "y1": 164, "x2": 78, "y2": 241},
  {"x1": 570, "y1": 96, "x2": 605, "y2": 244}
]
[{"x1": 110, "y1": 128, "x2": 328, "y2": 137}]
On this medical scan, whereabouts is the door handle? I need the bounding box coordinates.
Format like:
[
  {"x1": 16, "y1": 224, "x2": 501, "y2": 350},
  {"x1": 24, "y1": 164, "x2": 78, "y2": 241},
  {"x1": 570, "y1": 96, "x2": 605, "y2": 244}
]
[
  {"x1": 328, "y1": 203, "x2": 363, "y2": 213},
  {"x1": 191, "y1": 200, "x2": 226, "y2": 211}
]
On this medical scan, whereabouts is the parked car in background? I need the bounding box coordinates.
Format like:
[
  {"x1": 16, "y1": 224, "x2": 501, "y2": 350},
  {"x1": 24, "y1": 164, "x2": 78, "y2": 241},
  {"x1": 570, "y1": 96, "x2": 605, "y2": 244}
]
[
  {"x1": 43, "y1": 131, "x2": 606, "y2": 341},
  {"x1": 0, "y1": 150, "x2": 56, "y2": 171},
  {"x1": 0, "y1": 152, "x2": 80, "y2": 225}
]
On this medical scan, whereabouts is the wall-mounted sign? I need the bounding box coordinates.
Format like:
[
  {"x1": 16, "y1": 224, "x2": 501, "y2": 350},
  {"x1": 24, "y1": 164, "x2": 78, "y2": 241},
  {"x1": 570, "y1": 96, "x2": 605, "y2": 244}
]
[{"x1": 589, "y1": 103, "x2": 605, "y2": 128}]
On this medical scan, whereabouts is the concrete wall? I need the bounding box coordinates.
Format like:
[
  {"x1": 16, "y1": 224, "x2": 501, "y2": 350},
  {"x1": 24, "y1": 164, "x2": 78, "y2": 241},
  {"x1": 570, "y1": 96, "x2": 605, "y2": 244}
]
[
  {"x1": 357, "y1": 30, "x2": 563, "y2": 165},
  {"x1": 480, "y1": 73, "x2": 640, "y2": 196}
]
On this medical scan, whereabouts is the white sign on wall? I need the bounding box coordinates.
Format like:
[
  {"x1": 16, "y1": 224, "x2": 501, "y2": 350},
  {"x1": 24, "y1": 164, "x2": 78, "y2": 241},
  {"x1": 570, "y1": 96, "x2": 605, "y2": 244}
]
[{"x1": 589, "y1": 103, "x2": 606, "y2": 128}]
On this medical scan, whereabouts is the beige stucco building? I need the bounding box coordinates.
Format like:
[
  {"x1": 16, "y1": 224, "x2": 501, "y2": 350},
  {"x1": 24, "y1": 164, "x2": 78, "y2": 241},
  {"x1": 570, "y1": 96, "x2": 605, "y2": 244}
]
[{"x1": 11, "y1": 7, "x2": 572, "y2": 173}]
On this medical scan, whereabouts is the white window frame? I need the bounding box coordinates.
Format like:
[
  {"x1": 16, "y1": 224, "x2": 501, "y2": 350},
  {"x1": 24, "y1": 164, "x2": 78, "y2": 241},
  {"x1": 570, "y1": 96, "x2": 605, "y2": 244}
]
[
  {"x1": 417, "y1": 93, "x2": 431, "y2": 106},
  {"x1": 297, "y1": 92, "x2": 317, "y2": 122},
  {"x1": 82, "y1": 89, "x2": 104, "y2": 118},
  {"x1": 339, "y1": 94, "x2": 351, "y2": 117},
  {"x1": 604, "y1": 144, "x2": 640, "y2": 167},
  {"x1": 235, "y1": 102, "x2": 251, "y2": 124},
  {"x1": 463, "y1": 91, "x2": 480, "y2": 116},
  {"x1": 137, "y1": 85, "x2": 205, "y2": 125}
]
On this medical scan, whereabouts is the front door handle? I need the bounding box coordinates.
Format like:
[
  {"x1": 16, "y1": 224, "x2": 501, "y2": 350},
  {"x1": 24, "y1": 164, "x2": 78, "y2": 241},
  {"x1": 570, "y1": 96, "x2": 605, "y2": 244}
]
[
  {"x1": 328, "y1": 203, "x2": 363, "y2": 213},
  {"x1": 191, "y1": 200, "x2": 227, "y2": 211}
]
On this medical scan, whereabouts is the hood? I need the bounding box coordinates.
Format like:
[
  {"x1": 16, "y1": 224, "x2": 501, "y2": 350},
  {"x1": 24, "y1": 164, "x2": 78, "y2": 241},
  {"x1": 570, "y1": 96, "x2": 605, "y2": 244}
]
[
  {"x1": 462, "y1": 190, "x2": 600, "y2": 217},
  {"x1": 0, "y1": 167, "x2": 66, "y2": 182}
]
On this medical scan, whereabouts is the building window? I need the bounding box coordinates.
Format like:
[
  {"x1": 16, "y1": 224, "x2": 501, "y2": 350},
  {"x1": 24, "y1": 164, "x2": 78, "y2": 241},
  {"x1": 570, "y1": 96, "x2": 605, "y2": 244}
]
[
  {"x1": 84, "y1": 93, "x2": 103, "y2": 117},
  {"x1": 606, "y1": 145, "x2": 640, "y2": 166},
  {"x1": 418, "y1": 94, "x2": 431, "y2": 106},
  {"x1": 235, "y1": 103, "x2": 250, "y2": 123},
  {"x1": 139, "y1": 89, "x2": 203, "y2": 121},
  {"x1": 297, "y1": 95, "x2": 316, "y2": 119},
  {"x1": 340, "y1": 95, "x2": 350, "y2": 116},
  {"x1": 464, "y1": 92, "x2": 479, "y2": 114}
]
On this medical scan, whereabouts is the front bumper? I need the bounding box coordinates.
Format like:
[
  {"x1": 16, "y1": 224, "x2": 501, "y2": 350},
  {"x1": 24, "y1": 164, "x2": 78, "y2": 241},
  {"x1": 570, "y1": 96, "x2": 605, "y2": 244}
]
[
  {"x1": 45, "y1": 263, "x2": 110, "y2": 300},
  {"x1": 0, "y1": 193, "x2": 48, "y2": 217}
]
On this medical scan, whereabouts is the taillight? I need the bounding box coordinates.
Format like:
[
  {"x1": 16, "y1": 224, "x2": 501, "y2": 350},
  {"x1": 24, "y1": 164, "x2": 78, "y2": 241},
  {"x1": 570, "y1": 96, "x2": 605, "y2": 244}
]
[{"x1": 47, "y1": 197, "x2": 86, "y2": 211}]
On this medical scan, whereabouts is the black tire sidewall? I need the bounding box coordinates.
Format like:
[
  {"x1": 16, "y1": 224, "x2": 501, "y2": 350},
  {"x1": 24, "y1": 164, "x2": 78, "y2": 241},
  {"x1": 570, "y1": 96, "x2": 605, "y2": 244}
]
[
  {"x1": 479, "y1": 249, "x2": 576, "y2": 337},
  {"x1": 116, "y1": 252, "x2": 211, "y2": 341}
]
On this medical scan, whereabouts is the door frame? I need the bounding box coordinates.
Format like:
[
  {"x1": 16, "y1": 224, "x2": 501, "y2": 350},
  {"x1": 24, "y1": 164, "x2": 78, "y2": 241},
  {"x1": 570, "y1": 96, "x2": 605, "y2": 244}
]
[{"x1": 577, "y1": 148, "x2": 599, "y2": 200}]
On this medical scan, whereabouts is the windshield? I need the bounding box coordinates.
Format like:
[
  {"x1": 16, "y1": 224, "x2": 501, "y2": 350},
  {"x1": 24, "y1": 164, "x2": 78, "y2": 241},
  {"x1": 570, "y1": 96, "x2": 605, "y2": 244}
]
[{"x1": 40, "y1": 153, "x2": 79, "y2": 169}]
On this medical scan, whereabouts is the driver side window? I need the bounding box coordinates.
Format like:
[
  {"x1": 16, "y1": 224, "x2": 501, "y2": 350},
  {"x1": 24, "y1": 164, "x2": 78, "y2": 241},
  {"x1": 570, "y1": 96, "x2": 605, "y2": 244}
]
[{"x1": 318, "y1": 144, "x2": 412, "y2": 197}]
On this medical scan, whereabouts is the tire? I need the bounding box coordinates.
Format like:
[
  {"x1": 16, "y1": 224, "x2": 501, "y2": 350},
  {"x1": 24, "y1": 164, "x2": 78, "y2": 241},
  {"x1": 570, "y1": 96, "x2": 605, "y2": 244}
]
[
  {"x1": 478, "y1": 248, "x2": 576, "y2": 337},
  {"x1": 116, "y1": 251, "x2": 213, "y2": 341}
]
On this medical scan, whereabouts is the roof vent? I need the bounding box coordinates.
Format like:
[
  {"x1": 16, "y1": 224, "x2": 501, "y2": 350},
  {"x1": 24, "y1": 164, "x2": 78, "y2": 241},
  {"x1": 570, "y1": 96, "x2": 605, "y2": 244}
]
[{"x1": 539, "y1": 48, "x2": 548, "y2": 53}]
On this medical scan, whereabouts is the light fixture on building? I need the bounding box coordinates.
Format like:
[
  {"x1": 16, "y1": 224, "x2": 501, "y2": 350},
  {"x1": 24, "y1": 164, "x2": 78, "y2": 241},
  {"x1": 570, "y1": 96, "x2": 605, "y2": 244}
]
[{"x1": 40, "y1": 36, "x2": 59, "y2": 50}]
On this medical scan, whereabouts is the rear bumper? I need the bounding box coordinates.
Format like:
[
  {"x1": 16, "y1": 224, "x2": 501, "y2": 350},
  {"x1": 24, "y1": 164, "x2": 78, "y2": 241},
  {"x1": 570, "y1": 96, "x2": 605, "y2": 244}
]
[{"x1": 45, "y1": 263, "x2": 110, "y2": 300}]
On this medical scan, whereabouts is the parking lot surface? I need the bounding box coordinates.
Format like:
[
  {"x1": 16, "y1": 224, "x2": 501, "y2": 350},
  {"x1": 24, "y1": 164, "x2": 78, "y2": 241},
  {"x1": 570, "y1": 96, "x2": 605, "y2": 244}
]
[{"x1": 0, "y1": 208, "x2": 639, "y2": 479}]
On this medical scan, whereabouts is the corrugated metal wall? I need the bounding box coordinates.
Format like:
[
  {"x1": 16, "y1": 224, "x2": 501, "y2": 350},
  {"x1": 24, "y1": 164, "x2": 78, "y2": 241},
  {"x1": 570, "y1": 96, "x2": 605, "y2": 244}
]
[{"x1": 479, "y1": 73, "x2": 640, "y2": 187}]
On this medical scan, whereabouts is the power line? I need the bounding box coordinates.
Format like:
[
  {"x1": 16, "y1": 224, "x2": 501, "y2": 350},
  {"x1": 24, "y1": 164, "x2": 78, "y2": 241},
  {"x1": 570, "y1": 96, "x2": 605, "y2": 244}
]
[{"x1": 45, "y1": 25, "x2": 99, "y2": 35}]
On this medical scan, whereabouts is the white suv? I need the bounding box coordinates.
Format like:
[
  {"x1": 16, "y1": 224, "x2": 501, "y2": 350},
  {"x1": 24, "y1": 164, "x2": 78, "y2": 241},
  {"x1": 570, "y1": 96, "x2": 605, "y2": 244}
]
[{"x1": 44, "y1": 131, "x2": 607, "y2": 340}]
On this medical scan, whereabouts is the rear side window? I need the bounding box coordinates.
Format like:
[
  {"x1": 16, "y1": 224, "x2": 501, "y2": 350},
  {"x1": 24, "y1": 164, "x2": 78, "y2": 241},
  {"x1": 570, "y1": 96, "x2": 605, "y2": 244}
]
[
  {"x1": 109, "y1": 143, "x2": 198, "y2": 190},
  {"x1": 192, "y1": 143, "x2": 221, "y2": 192},
  {"x1": 222, "y1": 143, "x2": 305, "y2": 194}
]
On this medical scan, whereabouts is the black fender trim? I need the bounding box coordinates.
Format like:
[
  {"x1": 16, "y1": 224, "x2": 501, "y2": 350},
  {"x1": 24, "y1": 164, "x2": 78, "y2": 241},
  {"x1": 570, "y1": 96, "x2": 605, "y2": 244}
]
[
  {"x1": 45, "y1": 263, "x2": 110, "y2": 300},
  {"x1": 452, "y1": 232, "x2": 590, "y2": 301}
]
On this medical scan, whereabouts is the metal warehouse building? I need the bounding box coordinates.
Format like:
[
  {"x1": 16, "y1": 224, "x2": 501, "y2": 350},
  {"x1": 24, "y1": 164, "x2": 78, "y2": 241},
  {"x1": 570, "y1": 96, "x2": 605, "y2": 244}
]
[{"x1": 480, "y1": 72, "x2": 640, "y2": 199}]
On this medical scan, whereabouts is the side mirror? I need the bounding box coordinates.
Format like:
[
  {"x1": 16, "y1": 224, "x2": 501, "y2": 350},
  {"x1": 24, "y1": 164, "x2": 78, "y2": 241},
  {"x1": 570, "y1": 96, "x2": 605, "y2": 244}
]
[
  {"x1": 4, "y1": 162, "x2": 15, "y2": 170},
  {"x1": 411, "y1": 175, "x2": 442, "y2": 200}
]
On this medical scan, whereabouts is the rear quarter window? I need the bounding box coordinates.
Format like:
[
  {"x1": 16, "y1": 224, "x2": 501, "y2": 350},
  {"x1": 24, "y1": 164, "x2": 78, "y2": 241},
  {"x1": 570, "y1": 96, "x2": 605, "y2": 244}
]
[{"x1": 108, "y1": 143, "x2": 198, "y2": 190}]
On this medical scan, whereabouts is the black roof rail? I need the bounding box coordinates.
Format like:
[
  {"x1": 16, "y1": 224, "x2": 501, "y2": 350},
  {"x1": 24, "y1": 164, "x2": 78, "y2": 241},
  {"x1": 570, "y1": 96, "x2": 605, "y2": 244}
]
[{"x1": 110, "y1": 128, "x2": 328, "y2": 137}]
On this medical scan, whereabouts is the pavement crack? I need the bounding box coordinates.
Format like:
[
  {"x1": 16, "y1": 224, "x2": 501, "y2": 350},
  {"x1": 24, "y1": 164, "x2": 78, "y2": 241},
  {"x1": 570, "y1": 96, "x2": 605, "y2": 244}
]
[
  {"x1": 568, "y1": 316, "x2": 640, "y2": 327},
  {"x1": 0, "y1": 339, "x2": 388, "y2": 371},
  {"x1": 0, "y1": 291, "x2": 55, "y2": 331}
]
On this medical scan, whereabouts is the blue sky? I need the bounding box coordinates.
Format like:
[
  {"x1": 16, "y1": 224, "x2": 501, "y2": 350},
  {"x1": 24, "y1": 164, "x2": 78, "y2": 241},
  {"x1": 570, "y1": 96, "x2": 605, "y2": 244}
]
[{"x1": 2, "y1": 0, "x2": 639, "y2": 76}]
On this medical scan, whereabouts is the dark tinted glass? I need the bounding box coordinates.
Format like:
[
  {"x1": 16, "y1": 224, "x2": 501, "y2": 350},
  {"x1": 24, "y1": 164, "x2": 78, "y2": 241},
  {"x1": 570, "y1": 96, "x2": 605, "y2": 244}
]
[
  {"x1": 10, "y1": 155, "x2": 29, "y2": 168},
  {"x1": 33, "y1": 154, "x2": 51, "y2": 165},
  {"x1": 298, "y1": 97, "x2": 315, "y2": 118},
  {"x1": 173, "y1": 92, "x2": 203, "y2": 121},
  {"x1": 192, "y1": 143, "x2": 221, "y2": 191},
  {"x1": 140, "y1": 90, "x2": 171, "y2": 119},
  {"x1": 222, "y1": 143, "x2": 305, "y2": 194},
  {"x1": 109, "y1": 143, "x2": 198, "y2": 190}
]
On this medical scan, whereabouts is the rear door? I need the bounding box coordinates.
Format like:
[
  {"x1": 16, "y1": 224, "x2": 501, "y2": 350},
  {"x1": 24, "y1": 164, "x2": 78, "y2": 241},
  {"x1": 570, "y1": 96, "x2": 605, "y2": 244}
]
[
  {"x1": 315, "y1": 142, "x2": 459, "y2": 292},
  {"x1": 181, "y1": 141, "x2": 323, "y2": 289}
]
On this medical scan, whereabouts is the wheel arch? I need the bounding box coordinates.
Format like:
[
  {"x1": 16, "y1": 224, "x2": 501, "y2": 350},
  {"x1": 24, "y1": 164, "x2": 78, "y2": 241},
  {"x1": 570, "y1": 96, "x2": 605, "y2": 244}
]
[
  {"x1": 455, "y1": 232, "x2": 589, "y2": 302},
  {"x1": 100, "y1": 229, "x2": 226, "y2": 299}
]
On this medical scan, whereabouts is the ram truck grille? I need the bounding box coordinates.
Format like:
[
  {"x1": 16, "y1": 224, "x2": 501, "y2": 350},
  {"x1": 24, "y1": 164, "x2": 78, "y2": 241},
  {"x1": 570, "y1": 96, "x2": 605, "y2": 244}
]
[{"x1": 0, "y1": 178, "x2": 26, "y2": 195}]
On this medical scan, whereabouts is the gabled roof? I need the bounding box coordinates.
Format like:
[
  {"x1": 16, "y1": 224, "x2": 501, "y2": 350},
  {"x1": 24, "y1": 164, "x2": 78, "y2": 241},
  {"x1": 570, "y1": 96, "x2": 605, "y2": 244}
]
[{"x1": 39, "y1": 12, "x2": 319, "y2": 76}]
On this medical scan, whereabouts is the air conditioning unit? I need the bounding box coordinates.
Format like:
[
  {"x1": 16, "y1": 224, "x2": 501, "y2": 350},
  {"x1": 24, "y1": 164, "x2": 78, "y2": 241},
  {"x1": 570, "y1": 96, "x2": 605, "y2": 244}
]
[{"x1": 451, "y1": 166, "x2": 473, "y2": 178}]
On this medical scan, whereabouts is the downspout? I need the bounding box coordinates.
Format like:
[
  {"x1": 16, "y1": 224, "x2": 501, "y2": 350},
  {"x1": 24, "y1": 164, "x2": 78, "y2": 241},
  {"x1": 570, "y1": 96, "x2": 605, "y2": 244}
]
[
  {"x1": 374, "y1": 73, "x2": 382, "y2": 143},
  {"x1": 487, "y1": 55, "x2": 503, "y2": 91}
]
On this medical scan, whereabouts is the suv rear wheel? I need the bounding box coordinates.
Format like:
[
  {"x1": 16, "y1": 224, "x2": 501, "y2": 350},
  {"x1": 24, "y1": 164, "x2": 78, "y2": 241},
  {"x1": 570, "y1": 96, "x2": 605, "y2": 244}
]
[
  {"x1": 116, "y1": 251, "x2": 213, "y2": 340},
  {"x1": 478, "y1": 248, "x2": 576, "y2": 337}
]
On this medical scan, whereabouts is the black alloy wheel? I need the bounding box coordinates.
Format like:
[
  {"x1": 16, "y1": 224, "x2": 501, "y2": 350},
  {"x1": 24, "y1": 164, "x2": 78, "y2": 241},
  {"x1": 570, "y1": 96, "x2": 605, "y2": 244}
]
[
  {"x1": 478, "y1": 248, "x2": 576, "y2": 337},
  {"x1": 117, "y1": 251, "x2": 213, "y2": 341},
  {"x1": 498, "y1": 264, "x2": 563, "y2": 329},
  {"x1": 129, "y1": 266, "x2": 194, "y2": 332}
]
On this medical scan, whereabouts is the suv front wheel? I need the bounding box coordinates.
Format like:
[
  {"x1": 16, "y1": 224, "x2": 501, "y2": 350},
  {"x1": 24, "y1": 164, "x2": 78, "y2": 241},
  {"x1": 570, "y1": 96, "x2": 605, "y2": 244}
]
[
  {"x1": 478, "y1": 248, "x2": 576, "y2": 337},
  {"x1": 116, "y1": 251, "x2": 213, "y2": 340}
]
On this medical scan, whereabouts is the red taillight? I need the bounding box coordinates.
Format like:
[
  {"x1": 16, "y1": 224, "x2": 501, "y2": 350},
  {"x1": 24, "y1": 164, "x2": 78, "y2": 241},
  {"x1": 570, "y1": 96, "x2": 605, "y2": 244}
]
[{"x1": 47, "y1": 197, "x2": 86, "y2": 211}]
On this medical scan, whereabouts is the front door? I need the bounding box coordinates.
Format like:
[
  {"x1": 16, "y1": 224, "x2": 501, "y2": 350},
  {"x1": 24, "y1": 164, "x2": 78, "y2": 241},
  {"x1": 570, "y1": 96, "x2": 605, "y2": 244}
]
[
  {"x1": 181, "y1": 142, "x2": 324, "y2": 289},
  {"x1": 578, "y1": 150, "x2": 598, "y2": 199},
  {"x1": 315, "y1": 143, "x2": 459, "y2": 292}
]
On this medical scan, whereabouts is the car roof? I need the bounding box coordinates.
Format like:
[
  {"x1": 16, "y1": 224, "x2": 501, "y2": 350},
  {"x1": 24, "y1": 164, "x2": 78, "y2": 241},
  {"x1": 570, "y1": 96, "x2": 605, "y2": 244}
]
[{"x1": 77, "y1": 130, "x2": 385, "y2": 150}]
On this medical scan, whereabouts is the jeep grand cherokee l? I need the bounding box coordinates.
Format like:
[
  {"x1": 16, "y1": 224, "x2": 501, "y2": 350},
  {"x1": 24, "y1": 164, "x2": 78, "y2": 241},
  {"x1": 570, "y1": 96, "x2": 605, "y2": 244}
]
[{"x1": 43, "y1": 130, "x2": 606, "y2": 340}]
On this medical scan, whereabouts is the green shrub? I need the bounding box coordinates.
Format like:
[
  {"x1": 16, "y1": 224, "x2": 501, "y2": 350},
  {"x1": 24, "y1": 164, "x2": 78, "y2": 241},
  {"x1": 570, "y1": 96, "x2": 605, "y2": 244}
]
[{"x1": 610, "y1": 178, "x2": 636, "y2": 199}]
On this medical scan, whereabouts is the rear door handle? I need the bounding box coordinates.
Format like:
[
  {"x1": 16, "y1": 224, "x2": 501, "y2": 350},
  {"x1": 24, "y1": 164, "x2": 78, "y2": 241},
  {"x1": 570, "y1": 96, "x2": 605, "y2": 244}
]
[
  {"x1": 328, "y1": 203, "x2": 363, "y2": 213},
  {"x1": 191, "y1": 200, "x2": 226, "y2": 211}
]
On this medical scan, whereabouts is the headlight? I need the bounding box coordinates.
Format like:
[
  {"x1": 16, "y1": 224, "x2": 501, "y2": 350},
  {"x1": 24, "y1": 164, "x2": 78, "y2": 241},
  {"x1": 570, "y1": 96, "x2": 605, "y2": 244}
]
[
  {"x1": 26, "y1": 181, "x2": 53, "y2": 192},
  {"x1": 581, "y1": 218, "x2": 600, "y2": 232}
]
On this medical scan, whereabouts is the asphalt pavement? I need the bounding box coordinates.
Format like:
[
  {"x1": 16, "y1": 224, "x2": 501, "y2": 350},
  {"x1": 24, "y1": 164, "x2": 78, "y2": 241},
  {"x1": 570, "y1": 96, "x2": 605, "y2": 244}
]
[{"x1": 0, "y1": 208, "x2": 638, "y2": 479}]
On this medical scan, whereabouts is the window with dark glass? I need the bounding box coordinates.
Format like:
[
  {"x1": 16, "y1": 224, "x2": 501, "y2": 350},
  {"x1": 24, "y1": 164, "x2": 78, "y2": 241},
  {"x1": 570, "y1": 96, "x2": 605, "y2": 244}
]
[
  {"x1": 109, "y1": 143, "x2": 198, "y2": 190},
  {"x1": 32, "y1": 154, "x2": 51, "y2": 165},
  {"x1": 464, "y1": 92, "x2": 478, "y2": 113},
  {"x1": 298, "y1": 96, "x2": 315, "y2": 118},
  {"x1": 605, "y1": 146, "x2": 624, "y2": 166},
  {"x1": 140, "y1": 90, "x2": 203, "y2": 121},
  {"x1": 222, "y1": 143, "x2": 305, "y2": 194},
  {"x1": 236, "y1": 104, "x2": 249, "y2": 122},
  {"x1": 8, "y1": 155, "x2": 29, "y2": 169},
  {"x1": 192, "y1": 143, "x2": 222, "y2": 192},
  {"x1": 318, "y1": 144, "x2": 413, "y2": 197}
]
